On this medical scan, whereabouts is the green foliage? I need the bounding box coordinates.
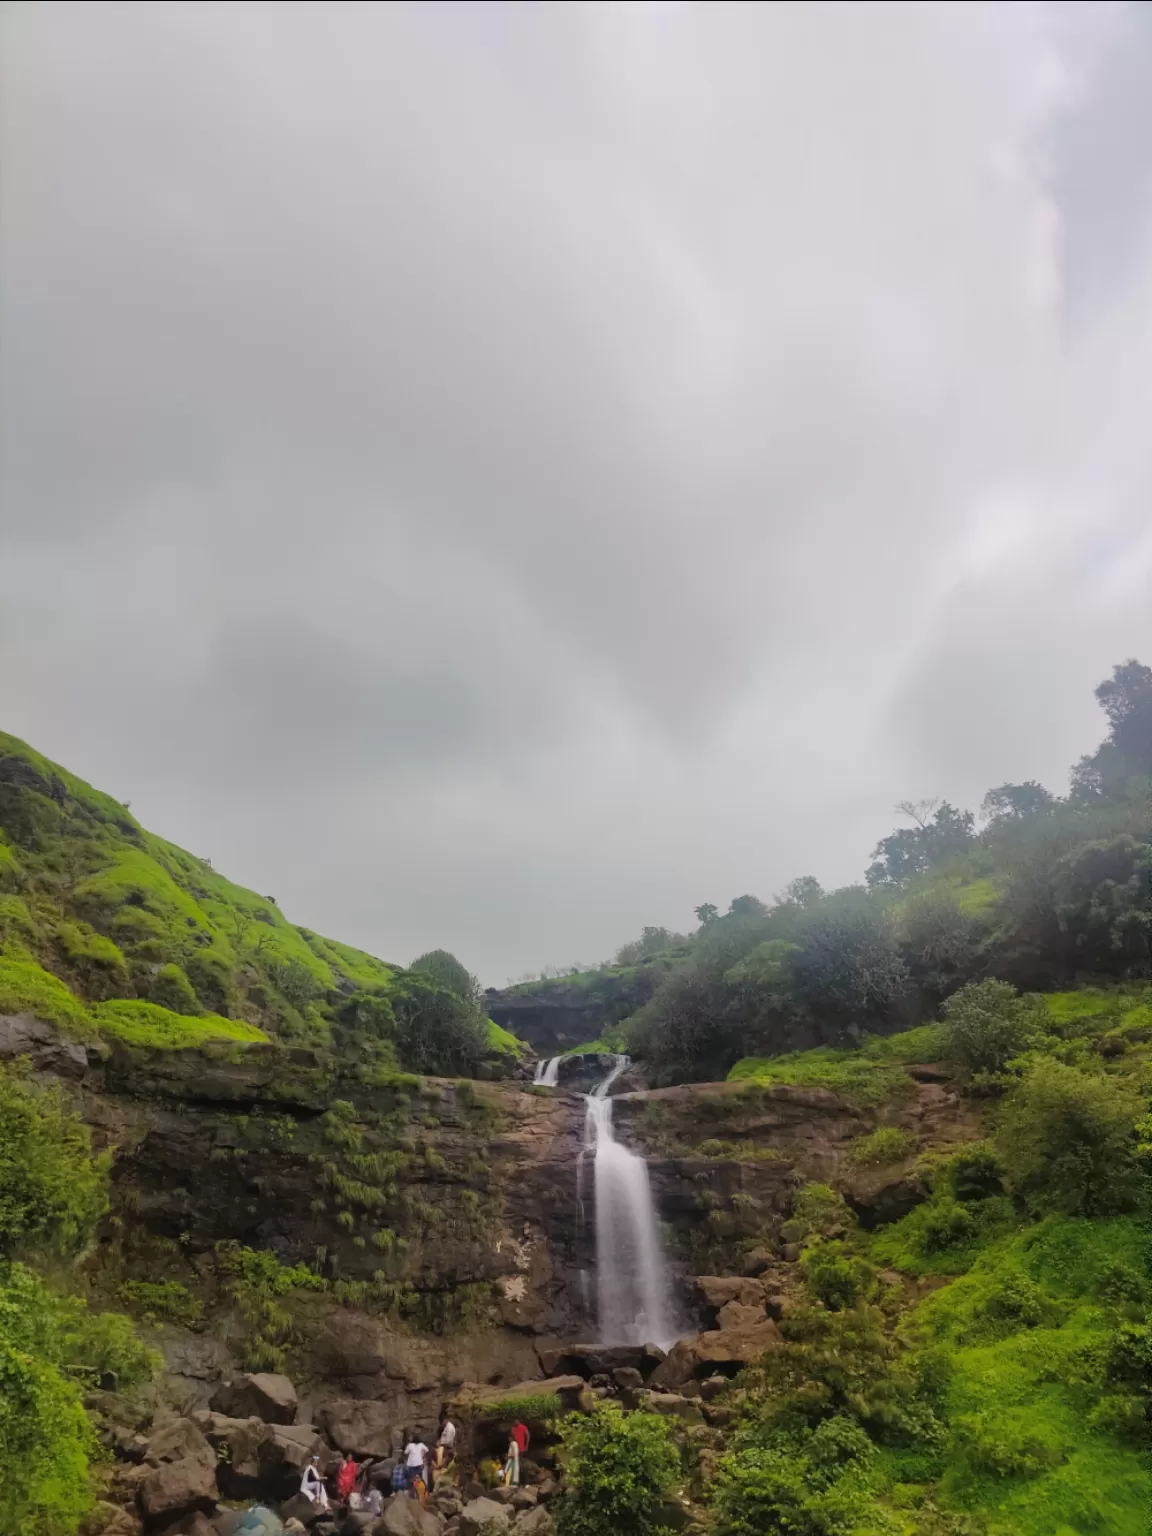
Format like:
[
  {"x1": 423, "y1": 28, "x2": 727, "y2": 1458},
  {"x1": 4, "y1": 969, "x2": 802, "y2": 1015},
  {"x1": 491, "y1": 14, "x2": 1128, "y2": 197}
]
[
  {"x1": 783, "y1": 1183, "x2": 856, "y2": 1247},
  {"x1": 476, "y1": 1392, "x2": 563, "y2": 1423},
  {"x1": 411, "y1": 948, "x2": 484, "y2": 1007},
  {"x1": 93, "y1": 999, "x2": 267, "y2": 1049},
  {"x1": 53, "y1": 920, "x2": 128, "y2": 998},
  {"x1": 712, "y1": 1418, "x2": 887, "y2": 1536},
  {"x1": 149, "y1": 961, "x2": 201, "y2": 1015},
  {"x1": 867, "y1": 800, "x2": 975, "y2": 890},
  {"x1": 729, "y1": 1047, "x2": 912, "y2": 1109},
  {"x1": 786, "y1": 888, "x2": 909, "y2": 1033},
  {"x1": 994, "y1": 1060, "x2": 1141, "y2": 1215},
  {"x1": 388, "y1": 973, "x2": 490, "y2": 1075},
  {"x1": 0, "y1": 946, "x2": 91, "y2": 1034},
  {"x1": 555, "y1": 1404, "x2": 680, "y2": 1536},
  {"x1": 940, "y1": 980, "x2": 1046, "y2": 1083},
  {"x1": 800, "y1": 1241, "x2": 877, "y2": 1310},
  {"x1": 117, "y1": 1278, "x2": 204, "y2": 1327},
  {"x1": 0, "y1": 1065, "x2": 107, "y2": 1256},
  {"x1": 848, "y1": 1126, "x2": 914, "y2": 1167},
  {"x1": 0, "y1": 1263, "x2": 97, "y2": 1536},
  {"x1": 213, "y1": 1241, "x2": 323, "y2": 1371},
  {"x1": 486, "y1": 1019, "x2": 524, "y2": 1056},
  {"x1": 0, "y1": 731, "x2": 395, "y2": 1047}
]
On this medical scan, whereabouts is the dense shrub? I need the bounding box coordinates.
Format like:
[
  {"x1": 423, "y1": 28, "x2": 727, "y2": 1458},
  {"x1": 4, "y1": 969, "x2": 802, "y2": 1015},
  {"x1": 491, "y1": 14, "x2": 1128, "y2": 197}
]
[
  {"x1": 0, "y1": 1066, "x2": 107, "y2": 1256},
  {"x1": 0, "y1": 1264, "x2": 96, "y2": 1536},
  {"x1": 800, "y1": 1241, "x2": 877, "y2": 1310},
  {"x1": 847, "y1": 1126, "x2": 914, "y2": 1167},
  {"x1": 554, "y1": 1404, "x2": 680, "y2": 1536},
  {"x1": 995, "y1": 1060, "x2": 1141, "y2": 1215},
  {"x1": 940, "y1": 980, "x2": 1044, "y2": 1081}
]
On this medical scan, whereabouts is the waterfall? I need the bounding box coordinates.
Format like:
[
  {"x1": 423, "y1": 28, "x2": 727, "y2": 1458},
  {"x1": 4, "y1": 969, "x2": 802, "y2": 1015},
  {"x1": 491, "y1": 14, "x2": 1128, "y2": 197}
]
[
  {"x1": 584, "y1": 1054, "x2": 676, "y2": 1348},
  {"x1": 533, "y1": 1055, "x2": 562, "y2": 1086}
]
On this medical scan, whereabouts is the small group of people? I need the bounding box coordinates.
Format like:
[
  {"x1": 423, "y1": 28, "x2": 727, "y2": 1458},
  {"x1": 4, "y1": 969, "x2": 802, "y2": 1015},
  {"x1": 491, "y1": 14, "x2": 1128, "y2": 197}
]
[
  {"x1": 297, "y1": 1407, "x2": 531, "y2": 1513},
  {"x1": 391, "y1": 1409, "x2": 458, "y2": 1501},
  {"x1": 300, "y1": 1448, "x2": 384, "y2": 1516},
  {"x1": 502, "y1": 1418, "x2": 530, "y2": 1488}
]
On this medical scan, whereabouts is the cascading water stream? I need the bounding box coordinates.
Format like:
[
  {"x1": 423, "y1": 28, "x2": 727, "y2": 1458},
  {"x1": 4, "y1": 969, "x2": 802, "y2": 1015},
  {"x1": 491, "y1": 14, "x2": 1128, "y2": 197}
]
[
  {"x1": 583, "y1": 1054, "x2": 677, "y2": 1348},
  {"x1": 533, "y1": 1055, "x2": 563, "y2": 1086}
]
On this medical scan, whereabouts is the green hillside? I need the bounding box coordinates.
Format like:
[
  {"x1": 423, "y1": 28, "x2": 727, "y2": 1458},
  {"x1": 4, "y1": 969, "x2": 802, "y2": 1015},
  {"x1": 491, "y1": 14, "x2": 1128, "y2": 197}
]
[{"x1": 0, "y1": 732, "x2": 500, "y2": 1070}]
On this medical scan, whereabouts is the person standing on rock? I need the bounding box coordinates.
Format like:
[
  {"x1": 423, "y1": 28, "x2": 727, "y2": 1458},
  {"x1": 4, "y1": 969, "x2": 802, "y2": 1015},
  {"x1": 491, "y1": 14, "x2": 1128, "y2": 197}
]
[
  {"x1": 436, "y1": 1408, "x2": 457, "y2": 1473},
  {"x1": 403, "y1": 1431, "x2": 430, "y2": 1496},
  {"x1": 504, "y1": 1419, "x2": 530, "y2": 1486},
  {"x1": 336, "y1": 1454, "x2": 359, "y2": 1504}
]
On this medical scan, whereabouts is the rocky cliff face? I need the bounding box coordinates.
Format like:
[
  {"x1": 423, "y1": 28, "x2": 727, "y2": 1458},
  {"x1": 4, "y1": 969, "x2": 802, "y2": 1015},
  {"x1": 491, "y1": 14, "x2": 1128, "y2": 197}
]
[{"x1": 3, "y1": 1013, "x2": 986, "y2": 1523}]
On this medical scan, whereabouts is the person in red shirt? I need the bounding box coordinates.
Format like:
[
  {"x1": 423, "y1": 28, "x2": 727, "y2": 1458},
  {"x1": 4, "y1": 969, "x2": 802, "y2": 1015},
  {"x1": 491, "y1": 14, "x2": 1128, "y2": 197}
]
[
  {"x1": 336, "y1": 1455, "x2": 359, "y2": 1503},
  {"x1": 504, "y1": 1420, "x2": 530, "y2": 1486}
]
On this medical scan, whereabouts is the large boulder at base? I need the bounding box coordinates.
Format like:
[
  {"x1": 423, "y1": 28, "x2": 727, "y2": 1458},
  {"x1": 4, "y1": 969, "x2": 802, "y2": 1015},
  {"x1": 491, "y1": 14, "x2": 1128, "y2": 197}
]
[
  {"x1": 138, "y1": 1454, "x2": 218, "y2": 1529},
  {"x1": 696, "y1": 1315, "x2": 781, "y2": 1368},
  {"x1": 376, "y1": 1494, "x2": 444, "y2": 1536},
  {"x1": 649, "y1": 1317, "x2": 781, "y2": 1389},
  {"x1": 195, "y1": 1413, "x2": 270, "y2": 1499},
  {"x1": 645, "y1": 1392, "x2": 704, "y2": 1424},
  {"x1": 318, "y1": 1398, "x2": 396, "y2": 1458},
  {"x1": 458, "y1": 1498, "x2": 512, "y2": 1536},
  {"x1": 78, "y1": 1503, "x2": 142, "y2": 1536},
  {"x1": 715, "y1": 1300, "x2": 769, "y2": 1332},
  {"x1": 451, "y1": 1376, "x2": 591, "y2": 1423},
  {"x1": 693, "y1": 1276, "x2": 765, "y2": 1315},
  {"x1": 259, "y1": 1424, "x2": 328, "y2": 1500},
  {"x1": 145, "y1": 1418, "x2": 215, "y2": 1467},
  {"x1": 210, "y1": 1372, "x2": 298, "y2": 1425},
  {"x1": 537, "y1": 1344, "x2": 664, "y2": 1380},
  {"x1": 514, "y1": 1509, "x2": 554, "y2": 1536}
]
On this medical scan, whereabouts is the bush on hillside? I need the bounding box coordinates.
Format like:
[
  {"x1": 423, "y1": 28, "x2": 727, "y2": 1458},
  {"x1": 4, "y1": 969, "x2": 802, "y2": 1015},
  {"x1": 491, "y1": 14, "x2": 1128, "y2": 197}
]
[
  {"x1": 800, "y1": 1241, "x2": 877, "y2": 1311},
  {"x1": 336, "y1": 969, "x2": 490, "y2": 1076},
  {"x1": 897, "y1": 889, "x2": 986, "y2": 1010},
  {"x1": 148, "y1": 962, "x2": 201, "y2": 1016},
  {"x1": 787, "y1": 890, "x2": 909, "y2": 1035},
  {"x1": 554, "y1": 1403, "x2": 680, "y2": 1536},
  {"x1": 940, "y1": 980, "x2": 1044, "y2": 1082},
  {"x1": 0, "y1": 1066, "x2": 107, "y2": 1256},
  {"x1": 995, "y1": 1060, "x2": 1141, "y2": 1216}
]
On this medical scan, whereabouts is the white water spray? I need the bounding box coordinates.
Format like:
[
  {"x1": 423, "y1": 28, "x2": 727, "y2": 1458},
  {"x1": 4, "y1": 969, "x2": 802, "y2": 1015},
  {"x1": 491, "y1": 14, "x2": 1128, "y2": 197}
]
[
  {"x1": 533, "y1": 1055, "x2": 562, "y2": 1086},
  {"x1": 584, "y1": 1055, "x2": 676, "y2": 1348}
]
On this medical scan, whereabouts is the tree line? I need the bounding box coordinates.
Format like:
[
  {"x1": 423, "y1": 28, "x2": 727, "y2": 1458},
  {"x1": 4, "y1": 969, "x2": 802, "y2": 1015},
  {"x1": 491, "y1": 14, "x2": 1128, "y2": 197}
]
[{"x1": 620, "y1": 660, "x2": 1152, "y2": 1083}]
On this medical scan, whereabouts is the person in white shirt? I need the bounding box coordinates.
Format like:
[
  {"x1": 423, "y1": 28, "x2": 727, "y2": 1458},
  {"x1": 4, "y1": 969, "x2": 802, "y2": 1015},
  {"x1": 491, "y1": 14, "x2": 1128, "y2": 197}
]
[
  {"x1": 404, "y1": 1437, "x2": 429, "y2": 1494},
  {"x1": 366, "y1": 1485, "x2": 385, "y2": 1517},
  {"x1": 438, "y1": 1412, "x2": 457, "y2": 1454},
  {"x1": 301, "y1": 1457, "x2": 330, "y2": 1509}
]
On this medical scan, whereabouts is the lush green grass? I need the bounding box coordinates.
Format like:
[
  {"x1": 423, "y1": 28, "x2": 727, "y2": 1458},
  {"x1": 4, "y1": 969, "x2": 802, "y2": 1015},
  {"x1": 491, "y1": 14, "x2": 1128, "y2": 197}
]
[
  {"x1": 0, "y1": 948, "x2": 93, "y2": 1035},
  {"x1": 729, "y1": 1023, "x2": 945, "y2": 1107},
  {"x1": 486, "y1": 1019, "x2": 525, "y2": 1057},
  {"x1": 91, "y1": 1000, "x2": 268, "y2": 1050},
  {"x1": 909, "y1": 1217, "x2": 1151, "y2": 1535}
]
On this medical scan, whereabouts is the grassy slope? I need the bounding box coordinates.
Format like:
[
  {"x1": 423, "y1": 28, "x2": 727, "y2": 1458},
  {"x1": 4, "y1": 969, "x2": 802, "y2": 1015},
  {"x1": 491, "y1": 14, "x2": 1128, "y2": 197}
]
[
  {"x1": 724, "y1": 989, "x2": 1152, "y2": 1536},
  {"x1": 0, "y1": 732, "x2": 403, "y2": 1049}
]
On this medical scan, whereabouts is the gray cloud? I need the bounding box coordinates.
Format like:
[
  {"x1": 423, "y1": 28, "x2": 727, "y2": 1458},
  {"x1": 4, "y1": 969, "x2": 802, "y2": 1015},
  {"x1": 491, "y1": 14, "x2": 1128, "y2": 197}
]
[{"x1": 2, "y1": 1, "x2": 1151, "y2": 982}]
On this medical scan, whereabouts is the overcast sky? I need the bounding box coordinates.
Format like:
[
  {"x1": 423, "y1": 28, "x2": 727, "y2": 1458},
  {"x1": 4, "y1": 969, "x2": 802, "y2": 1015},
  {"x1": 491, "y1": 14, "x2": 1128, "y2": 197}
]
[{"x1": 2, "y1": 1, "x2": 1151, "y2": 985}]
